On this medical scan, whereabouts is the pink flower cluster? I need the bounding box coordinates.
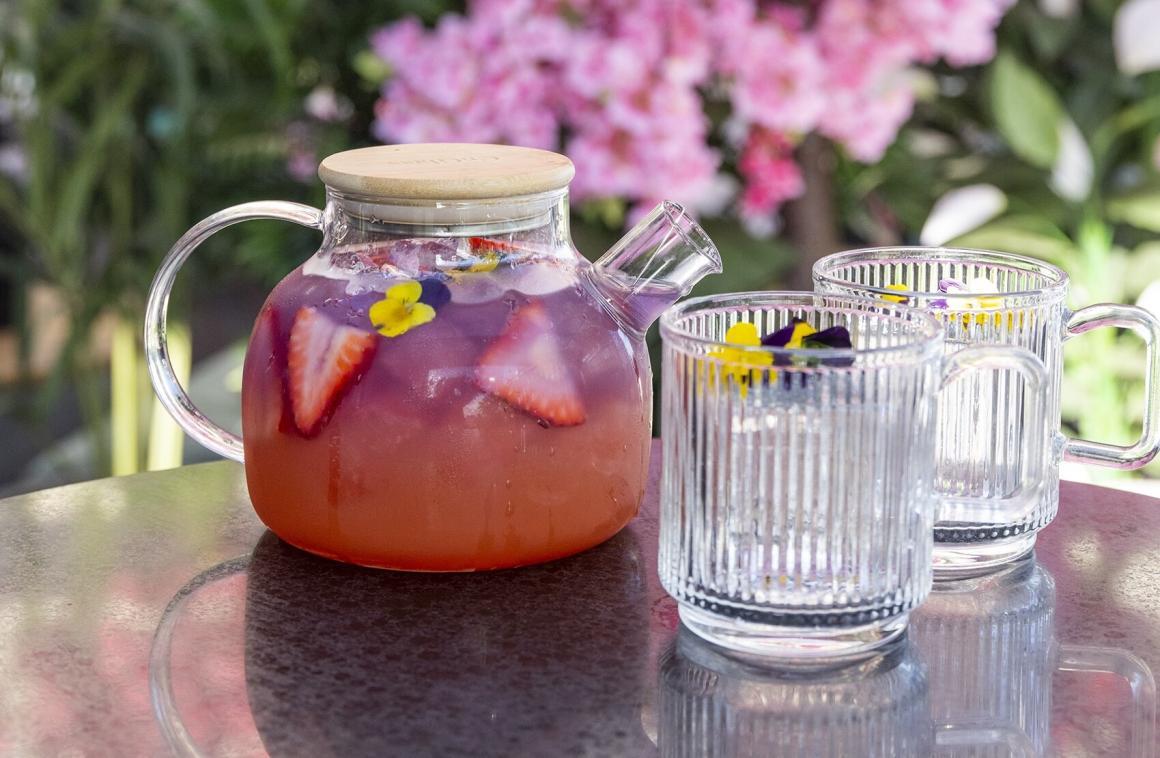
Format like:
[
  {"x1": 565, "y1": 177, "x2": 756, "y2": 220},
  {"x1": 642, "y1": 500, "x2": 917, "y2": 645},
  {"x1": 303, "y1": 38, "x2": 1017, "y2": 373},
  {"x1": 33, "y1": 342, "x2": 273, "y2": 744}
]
[{"x1": 371, "y1": 0, "x2": 1012, "y2": 224}]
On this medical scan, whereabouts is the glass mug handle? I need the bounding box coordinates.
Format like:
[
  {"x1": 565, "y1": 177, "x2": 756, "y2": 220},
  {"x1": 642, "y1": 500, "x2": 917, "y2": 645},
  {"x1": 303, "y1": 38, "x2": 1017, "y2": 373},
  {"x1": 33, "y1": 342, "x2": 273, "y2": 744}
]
[
  {"x1": 939, "y1": 346, "x2": 1049, "y2": 520},
  {"x1": 1063, "y1": 304, "x2": 1160, "y2": 469},
  {"x1": 1057, "y1": 645, "x2": 1157, "y2": 757},
  {"x1": 143, "y1": 201, "x2": 324, "y2": 463}
]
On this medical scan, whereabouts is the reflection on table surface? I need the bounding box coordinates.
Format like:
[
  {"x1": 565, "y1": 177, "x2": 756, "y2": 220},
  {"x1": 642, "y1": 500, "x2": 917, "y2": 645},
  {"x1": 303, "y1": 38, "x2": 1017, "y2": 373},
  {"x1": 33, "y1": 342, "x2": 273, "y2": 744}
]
[
  {"x1": 913, "y1": 559, "x2": 1155, "y2": 757},
  {"x1": 659, "y1": 631, "x2": 935, "y2": 756},
  {"x1": 151, "y1": 532, "x2": 1157, "y2": 758},
  {"x1": 154, "y1": 529, "x2": 655, "y2": 757}
]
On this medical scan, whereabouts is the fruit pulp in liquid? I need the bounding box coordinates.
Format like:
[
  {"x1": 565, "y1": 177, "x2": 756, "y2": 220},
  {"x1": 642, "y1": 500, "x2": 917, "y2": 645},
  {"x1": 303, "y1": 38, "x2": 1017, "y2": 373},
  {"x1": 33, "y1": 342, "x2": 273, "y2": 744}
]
[{"x1": 241, "y1": 260, "x2": 652, "y2": 570}]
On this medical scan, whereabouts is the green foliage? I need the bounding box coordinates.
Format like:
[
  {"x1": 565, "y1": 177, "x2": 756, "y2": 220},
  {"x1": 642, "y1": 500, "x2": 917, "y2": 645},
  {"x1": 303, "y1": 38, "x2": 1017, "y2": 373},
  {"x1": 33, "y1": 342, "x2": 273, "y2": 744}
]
[
  {"x1": 0, "y1": 0, "x2": 463, "y2": 302},
  {"x1": 1106, "y1": 182, "x2": 1160, "y2": 233},
  {"x1": 0, "y1": 0, "x2": 458, "y2": 469},
  {"x1": 838, "y1": 0, "x2": 1160, "y2": 478},
  {"x1": 989, "y1": 50, "x2": 1064, "y2": 168}
]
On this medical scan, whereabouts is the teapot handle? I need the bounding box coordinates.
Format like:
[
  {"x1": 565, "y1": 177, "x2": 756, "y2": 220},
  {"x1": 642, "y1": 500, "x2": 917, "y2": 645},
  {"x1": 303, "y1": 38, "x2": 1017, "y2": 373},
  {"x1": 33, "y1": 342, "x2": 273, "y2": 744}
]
[
  {"x1": 144, "y1": 201, "x2": 324, "y2": 463},
  {"x1": 149, "y1": 555, "x2": 252, "y2": 755}
]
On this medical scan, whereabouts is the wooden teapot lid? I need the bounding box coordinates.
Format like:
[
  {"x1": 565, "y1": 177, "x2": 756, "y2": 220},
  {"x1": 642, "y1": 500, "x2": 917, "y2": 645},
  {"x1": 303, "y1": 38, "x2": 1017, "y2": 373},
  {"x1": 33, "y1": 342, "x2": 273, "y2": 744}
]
[{"x1": 318, "y1": 143, "x2": 575, "y2": 200}]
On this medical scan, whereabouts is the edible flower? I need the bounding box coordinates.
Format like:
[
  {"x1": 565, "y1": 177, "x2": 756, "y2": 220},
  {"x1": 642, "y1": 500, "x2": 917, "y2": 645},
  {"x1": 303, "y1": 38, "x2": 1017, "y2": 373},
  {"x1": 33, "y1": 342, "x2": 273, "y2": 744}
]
[
  {"x1": 803, "y1": 326, "x2": 854, "y2": 350},
  {"x1": 707, "y1": 322, "x2": 773, "y2": 397},
  {"x1": 467, "y1": 253, "x2": 500, "y2": 272},
  {"x1": 935, "y1": 277, "x2": 1001, "y2": 308},
  {"x1": 420, "y1": 277, "x2": 451, "y2": 309},
  {"x1": 369, "y1": 279, "x2": 437, "y2": 337},
  {"x1": 460, "y1": 237, "x2": 518, "y2": 273},
  {"x1": 761, "y1": 318, "x2": 818, "y2": 349},
  {"x1": 881, "y1": 284, "x2": 910, "y2": 304},
  {"x1": 765, "y1": 318, "x2": 855, "y2": 376},
  {"x1": 931, "y1": 277, "x2": 1015, "y2": 327}
]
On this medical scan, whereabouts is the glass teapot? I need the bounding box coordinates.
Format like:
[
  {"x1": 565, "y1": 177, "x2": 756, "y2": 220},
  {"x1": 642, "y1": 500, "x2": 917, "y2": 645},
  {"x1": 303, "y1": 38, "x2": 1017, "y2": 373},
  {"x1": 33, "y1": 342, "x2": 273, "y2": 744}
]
[{"x1": 144, "y1": 143, "x2": 721, "y2": 571}]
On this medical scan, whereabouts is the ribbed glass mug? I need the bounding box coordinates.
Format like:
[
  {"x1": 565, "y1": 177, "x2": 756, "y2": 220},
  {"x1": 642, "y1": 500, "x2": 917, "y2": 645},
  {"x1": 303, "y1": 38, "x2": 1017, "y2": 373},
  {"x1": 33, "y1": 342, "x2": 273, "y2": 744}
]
[
  {"x1": 658, "y1": 293, "x2": 1048, "y2": 661},
  {"x1": 813, "y1": 248, "x2": 1160, "y2": 576},
  {"x1": 659, "y1": 630, "x2": 1035, "y2": 757},
  {"x1": 659, "y1": 631, "x2": 931, "y2": 757},
  {"x1": 910, "y1": 559, "x2": 1156, "y2": 757}
]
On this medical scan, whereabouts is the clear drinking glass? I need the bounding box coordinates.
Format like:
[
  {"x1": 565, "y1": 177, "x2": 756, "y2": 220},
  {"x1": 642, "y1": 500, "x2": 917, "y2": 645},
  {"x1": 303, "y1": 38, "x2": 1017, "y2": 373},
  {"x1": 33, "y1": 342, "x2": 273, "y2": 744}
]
[
  {"x1": 659, "y1": 630, "x2": 1034, "y2": 757},
  {"x1": 910, "y1": 559, "x2": 1156, "y2": 757},
  {"x1": 658, "y1": 293, "x2": 1048, "y2": 661},
  {"x1": 813, "y1": 247, "x2": 1160, "y2": 576}
]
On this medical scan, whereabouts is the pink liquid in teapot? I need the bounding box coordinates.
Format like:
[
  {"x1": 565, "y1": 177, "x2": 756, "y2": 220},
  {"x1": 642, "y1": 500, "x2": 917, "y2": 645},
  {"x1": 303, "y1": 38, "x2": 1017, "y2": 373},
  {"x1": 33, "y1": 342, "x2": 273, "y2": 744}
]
[{"x1": 240, "y1": 240, "x2": 653, "y2": 571}]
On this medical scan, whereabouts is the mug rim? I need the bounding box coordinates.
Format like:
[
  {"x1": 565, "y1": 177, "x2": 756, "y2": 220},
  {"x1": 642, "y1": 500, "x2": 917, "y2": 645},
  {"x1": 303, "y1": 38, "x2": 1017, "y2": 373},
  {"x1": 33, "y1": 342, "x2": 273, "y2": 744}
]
[
  {"x1": 811, "y1": 246, "x2": 1070, "y2": 302},
  {"x1": 660, "y1": 291, "x2": 944, "y2": 360}
]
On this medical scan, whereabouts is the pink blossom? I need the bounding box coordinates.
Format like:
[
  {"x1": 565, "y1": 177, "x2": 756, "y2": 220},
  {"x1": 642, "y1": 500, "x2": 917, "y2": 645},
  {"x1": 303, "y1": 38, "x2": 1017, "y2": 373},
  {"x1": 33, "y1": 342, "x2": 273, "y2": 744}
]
[
  {"x1": 908, "y1": 0, "x2": 1016, "y2": 66},
  {"x1": 819, "y1": 62, "x2": 918, "y2": 162},
  {"x1": 814, "y1": 0, "x2": 924, "y2": 160},
  {"x1": 722, "y1": 18, "x2": 827, "y2": 135},
  {"x1": 658, "y1": 1, "x2": 714, "y2": 85},
  {"x1": 563, "y1": 35, "x2": 651, "y2": 101},
  {"x1": 372, "y1": 11, "x2": 560, "y2": 148},
  {"x1": 370, "y1": 16, "x2": 426, "y2": 68},
  {"x1": 737, "y1": 129, "x2": 805, "y2": 219},
  {"x1": 368, "y1": 0, "x2": 1013, "y2": 226},
  {"x1": 567, "y1": 90, "x2": 719, "y2": 208}
]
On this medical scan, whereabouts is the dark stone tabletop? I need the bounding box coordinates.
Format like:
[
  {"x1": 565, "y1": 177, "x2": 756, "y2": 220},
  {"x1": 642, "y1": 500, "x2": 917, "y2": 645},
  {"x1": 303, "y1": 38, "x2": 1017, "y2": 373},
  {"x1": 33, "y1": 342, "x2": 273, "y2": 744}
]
[{"x1": 0, "y1": 441, "x2": 1157, "y2": 756}]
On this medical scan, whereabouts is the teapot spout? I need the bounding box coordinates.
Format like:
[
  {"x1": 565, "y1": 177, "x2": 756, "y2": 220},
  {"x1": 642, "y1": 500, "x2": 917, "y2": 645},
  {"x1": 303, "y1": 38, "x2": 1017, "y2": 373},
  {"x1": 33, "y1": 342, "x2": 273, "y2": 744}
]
[{"x1": 586, "y1": 201, "x2": 722, "y2": 333}]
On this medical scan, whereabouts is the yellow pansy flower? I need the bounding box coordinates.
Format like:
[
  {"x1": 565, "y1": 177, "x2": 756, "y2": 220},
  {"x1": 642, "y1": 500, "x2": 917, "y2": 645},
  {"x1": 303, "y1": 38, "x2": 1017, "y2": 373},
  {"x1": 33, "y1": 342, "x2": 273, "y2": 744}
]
[
  {"x1": 881, "y1": 284, "x2": 910, "y2": 303},
  {"x1": 467, "y1": 252, "x2": 501, "y2": 272},
  {"x1": 706, "y1": 322, "x2": 773, "y2": 397},
  {"x1": 762, "y1": 318, "x2": 820, "y2": 382},
  {"x1": 369, "y1": 280, "x2": 436, "y2": 338},
  {"x1": 941, "y1": 278, "x2": 1016, "y2": 329},
  {"x1": 778, "y1": 320, "x2": 817, "y2": 348}
]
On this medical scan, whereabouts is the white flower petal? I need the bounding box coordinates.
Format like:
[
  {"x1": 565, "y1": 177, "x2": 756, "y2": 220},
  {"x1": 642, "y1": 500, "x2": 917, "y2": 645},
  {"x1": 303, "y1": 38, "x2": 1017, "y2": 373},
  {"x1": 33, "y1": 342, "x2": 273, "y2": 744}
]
[
  {"x1": 1114, "y1": 0, "x2": 1160, "y2": 75},
  {"x1": 919, "y1": 184, "x2": 1007, "y2": 246},
  {"x1": 1039, "y1": 0, "x2": 1079, "y2": 17},
  {"x1": 691, "y1": 173, "x2": 739, "y2": 217},
  {"x1": 964, "y1": 276, "x2": 1000, "y2": 293},
  {"x1": 1136, "y1": 280, "x2": 1160, "y2": 320},
  {"x1": 1051, "y1": 117, "x2": 1094, "y2": 201}
]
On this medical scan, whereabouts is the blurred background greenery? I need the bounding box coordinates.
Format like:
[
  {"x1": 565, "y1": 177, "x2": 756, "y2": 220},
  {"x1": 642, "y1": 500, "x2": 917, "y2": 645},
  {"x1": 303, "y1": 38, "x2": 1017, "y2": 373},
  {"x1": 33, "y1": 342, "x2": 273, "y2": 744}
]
[{"x1": 0, "y1": 0, "x2": 1158, "y2": 493}]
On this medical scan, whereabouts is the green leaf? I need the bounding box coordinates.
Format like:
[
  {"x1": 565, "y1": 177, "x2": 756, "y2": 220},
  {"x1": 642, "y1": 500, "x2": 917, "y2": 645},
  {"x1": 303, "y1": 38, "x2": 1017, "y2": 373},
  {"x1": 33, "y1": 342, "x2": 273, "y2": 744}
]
[
  {"x1": 576, "y1": 198, "x2": 627, "y2": 230},
  {"x1": 352, "y1": 49, "x2": 392, "y2": 86},
  {"x1": 1091, "y1": 96, "x2": 1160, "y2": 161},
  {"x1": 1126, "y1": 243, "x2": 1160, "y2": 299},
  {"x1": 1025, "y1": 11, "x2": 1079, "y2": 62},
  {"x1": 242, "y1": 0, "x2": 295, "y2": 93},
  {"x1": 989, "y1": 50, "x2": 1065, "y2": 169},
  {"x1": 949, "y1": 214, "x2": 1079, "y2": 270},
  {"x1": 50, "y1": 62, "x2": 148, "y2": 264},
  {"x1": 1107, "y1": 185, "x2": 1160, "y2": 233}
]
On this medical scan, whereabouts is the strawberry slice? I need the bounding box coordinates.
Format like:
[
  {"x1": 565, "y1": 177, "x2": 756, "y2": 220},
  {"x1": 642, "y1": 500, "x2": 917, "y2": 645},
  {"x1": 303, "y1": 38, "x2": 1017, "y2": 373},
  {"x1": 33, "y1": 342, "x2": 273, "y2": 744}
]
[
  {"x1": 475, "y1": 302, "x2": 586, "y2": 427},
  {"x1": 468, "y1": 237, "x2": 522, "y2": 254},
  {"x1": 252, "y1": 305, "x2": 296, "y2": 435},
  {"x1": 287, "y1": 307, "x2": 378, "y2": 437}
]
